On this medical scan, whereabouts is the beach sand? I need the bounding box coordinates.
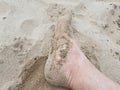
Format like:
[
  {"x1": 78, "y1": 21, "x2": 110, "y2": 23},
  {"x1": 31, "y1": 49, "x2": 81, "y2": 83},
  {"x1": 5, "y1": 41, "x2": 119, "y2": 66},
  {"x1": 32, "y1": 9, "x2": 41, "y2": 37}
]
[{"x1": 0, "y1": 0, "x2": 120, "y2": 90}]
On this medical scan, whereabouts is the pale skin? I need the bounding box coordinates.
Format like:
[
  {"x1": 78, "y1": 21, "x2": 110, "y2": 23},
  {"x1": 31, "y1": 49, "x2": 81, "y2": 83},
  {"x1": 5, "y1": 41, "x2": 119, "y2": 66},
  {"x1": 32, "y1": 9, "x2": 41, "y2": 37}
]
[{"x1": 44, "y1": 10, "x2": 120, "y2": 90}]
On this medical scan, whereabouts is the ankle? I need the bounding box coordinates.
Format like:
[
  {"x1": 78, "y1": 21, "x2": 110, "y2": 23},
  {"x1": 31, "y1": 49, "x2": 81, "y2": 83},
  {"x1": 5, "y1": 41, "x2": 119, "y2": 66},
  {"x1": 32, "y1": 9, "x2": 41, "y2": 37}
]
[
  {"x1": 62, "y1": 61, "x2": 87, "y2": 89},
  {"x1": 67, "y1": 58, "x2": 97, "y2": 90}
]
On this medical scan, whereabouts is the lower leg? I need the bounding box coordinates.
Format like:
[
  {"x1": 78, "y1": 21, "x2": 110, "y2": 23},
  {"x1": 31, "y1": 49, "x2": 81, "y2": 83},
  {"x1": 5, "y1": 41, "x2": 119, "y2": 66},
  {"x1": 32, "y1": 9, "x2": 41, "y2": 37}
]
[{"x1": 68, "y1": 54, "x2": 120, "y2": 90}]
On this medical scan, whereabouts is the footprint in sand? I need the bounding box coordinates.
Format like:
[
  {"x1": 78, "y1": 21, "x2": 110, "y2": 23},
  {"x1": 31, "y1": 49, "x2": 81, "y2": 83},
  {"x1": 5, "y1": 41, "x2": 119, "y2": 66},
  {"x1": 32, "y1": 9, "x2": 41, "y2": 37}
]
[{"x1": 20, "y1": 19, "x2": 38, "y2": 35}]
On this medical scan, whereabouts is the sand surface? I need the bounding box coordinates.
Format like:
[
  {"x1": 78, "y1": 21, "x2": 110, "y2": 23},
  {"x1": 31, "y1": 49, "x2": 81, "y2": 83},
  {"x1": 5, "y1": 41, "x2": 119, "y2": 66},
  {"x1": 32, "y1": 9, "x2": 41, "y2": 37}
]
[{"x1": 0, "y1": 0, "x2": 120, "y2": 90}]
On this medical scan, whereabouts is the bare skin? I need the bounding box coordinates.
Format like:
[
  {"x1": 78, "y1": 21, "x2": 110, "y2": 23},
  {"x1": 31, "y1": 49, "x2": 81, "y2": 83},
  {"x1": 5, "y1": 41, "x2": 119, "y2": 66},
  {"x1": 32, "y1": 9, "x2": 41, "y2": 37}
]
[{"x1": 44, "y1": 10, "x2": 120, "y2": 90}]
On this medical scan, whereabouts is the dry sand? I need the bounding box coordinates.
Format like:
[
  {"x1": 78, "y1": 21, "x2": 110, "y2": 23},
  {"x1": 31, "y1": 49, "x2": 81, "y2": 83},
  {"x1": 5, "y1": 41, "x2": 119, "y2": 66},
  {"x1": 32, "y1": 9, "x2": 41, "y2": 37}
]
[{"x1": 0, "y1": 0, "x2": 120, "y2": 90}]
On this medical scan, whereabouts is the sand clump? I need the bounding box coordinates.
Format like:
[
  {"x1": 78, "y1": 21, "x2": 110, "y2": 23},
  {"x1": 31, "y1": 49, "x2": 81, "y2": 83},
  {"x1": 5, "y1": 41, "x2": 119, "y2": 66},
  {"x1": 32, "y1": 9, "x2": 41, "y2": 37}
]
[{"x1": 0, "y1": 0, "x2": 120, "y2": 90}]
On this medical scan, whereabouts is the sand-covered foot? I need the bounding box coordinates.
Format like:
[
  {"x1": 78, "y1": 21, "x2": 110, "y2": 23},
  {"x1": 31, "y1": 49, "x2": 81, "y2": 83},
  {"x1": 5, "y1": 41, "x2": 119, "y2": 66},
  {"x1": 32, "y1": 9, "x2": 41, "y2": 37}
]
[{"x1": 44, "y1": 10, "x2": 75, "y2": 88}]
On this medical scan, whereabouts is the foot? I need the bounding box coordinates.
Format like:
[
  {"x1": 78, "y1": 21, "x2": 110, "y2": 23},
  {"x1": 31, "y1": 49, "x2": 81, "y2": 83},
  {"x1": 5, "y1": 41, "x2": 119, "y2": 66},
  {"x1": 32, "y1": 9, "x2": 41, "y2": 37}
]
[
  {"x1": 44, "y1": 9, "x2": 86, "y2": 88},
  {"x1": 44, "y1": 10, "x2": 74, "y2": 87}
]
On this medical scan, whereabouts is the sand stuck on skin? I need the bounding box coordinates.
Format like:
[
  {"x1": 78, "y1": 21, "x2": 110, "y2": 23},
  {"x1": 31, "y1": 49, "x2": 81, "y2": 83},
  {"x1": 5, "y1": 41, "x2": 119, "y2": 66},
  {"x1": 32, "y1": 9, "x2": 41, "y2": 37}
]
[{"x1": 0, "y1": 0, "x2": 120, "y2": 90}]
